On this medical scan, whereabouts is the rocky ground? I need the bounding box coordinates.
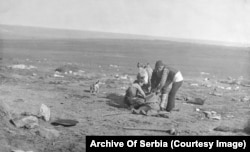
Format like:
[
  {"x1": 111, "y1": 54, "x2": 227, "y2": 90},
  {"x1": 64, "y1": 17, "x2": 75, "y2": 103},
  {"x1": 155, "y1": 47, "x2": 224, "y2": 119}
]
[
  {"x1": 0, "y1": 34, "x2": 249, "y2": 152},
  {"x1": 0, "y1": 56, "x2": 249, "y2": 152}
]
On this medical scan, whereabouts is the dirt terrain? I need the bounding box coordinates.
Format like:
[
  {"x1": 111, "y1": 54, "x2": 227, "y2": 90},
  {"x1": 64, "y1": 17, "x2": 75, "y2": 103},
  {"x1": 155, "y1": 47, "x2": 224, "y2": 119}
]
[{"x1": 0, "y1": 26, "x2": 250, "y2": 152}]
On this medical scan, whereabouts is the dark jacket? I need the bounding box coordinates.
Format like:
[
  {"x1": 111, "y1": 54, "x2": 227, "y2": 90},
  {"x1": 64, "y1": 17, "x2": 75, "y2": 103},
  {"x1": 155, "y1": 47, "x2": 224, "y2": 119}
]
[{"x1": 151, "y1": 65, "x2": 178, "y2": 90}]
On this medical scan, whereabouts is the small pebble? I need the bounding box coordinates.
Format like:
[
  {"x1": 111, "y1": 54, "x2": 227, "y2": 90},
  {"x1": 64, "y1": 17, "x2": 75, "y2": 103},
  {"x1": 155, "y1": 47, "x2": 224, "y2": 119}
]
[{"x1": 170, "y1": 128, "x2": 176, "y2": 135}]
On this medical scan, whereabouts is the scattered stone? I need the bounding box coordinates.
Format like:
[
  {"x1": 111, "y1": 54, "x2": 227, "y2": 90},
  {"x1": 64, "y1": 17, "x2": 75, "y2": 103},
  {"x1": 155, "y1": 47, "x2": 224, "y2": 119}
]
[
  {"x1": 72, "y1": 70, "x2": 85, "y2": 76},
  {"x1": 200, "y1": 72, "x2": 210, "y2": 75},
  {"x1": 204, "y1": 78, "x2": 209, "y2": 81},
  {"x1": 202, "y1": 84, "x2": 212, "y2": 88},
  {"x1": 210, "y1": 115, "x2": 221, "y2": 120},
  {"x1": 233, "y1": 86, "x2": 240, "y2": 91},
  {"x1": 11, "y1": 150, "x2": 34, "y2": 152},
  {"x1": 53, "y1": 73, "x2": 64, "y2": 78},
  {"x1": 242, "y1": 83, "x2": 250, "y2": 87},
  {"x1": 13, "y1": 99, "x2": 25, "y2": 103},
  {"x1": 209, "y1": 92, "x2": 223, "y2": 97},
  {"x1": 11, "y1": 116, "x2": 39, "y2": 129},
  {"x1": 185, "y1": 97, "x2": 206, "y2": 105},
  {"x1": 49, "y1": 80, "x2": 62, "y2": 84},
  {"x1": 225, "y1": 114, "x2": 234, "y2": 118},
  {"x1": 109, "y1": 64, "x2": 119, "y2": 68},
  {"x1": 227, "y1": 76, "x2": 233, "y2": 81},
  {"x1": 10, "y1": 64, "x2": 37, "y2": 70},
  {"x1": 231, "y1": 98, "x2": 240, "y2": 102},
  {"x1": 114, "y1": 74, "x2": 119, "y2": 78},
  {"x1": 120, "y1": 75, "x2": 129, "y2": 80},
  {"x1": 55, "y1": 64, "x2": 79, "y2": 73},
  {"x1": 36, "y1": 126, "x2": 60, "y2": 139},
  {"x1": 217, "y1": 86, "x2": 225, "y2": 89},
  {"x1": 203, "y1": 111, "x2": 221, "y2": 120},
  {"x1": 219, "y1": 77, "x2": 241, "y2": 85},
  {"x1": 184, "y1": 96, "x2": 193, "y2": 101},
  {"x1": 120, "y1": 86, "x2": 127, "y2": 90},
  {"x1": 190, "y1": 83, "x2": 199, "y2": 86},
  {"x1": 169, "y1": 128, "x2": 177, "y2": 135},
  {"x1": 39, "y1": 104, "x2": 50, "y2": 121},
  {"x1": 12, "y1": 150, "x2": 24, "y2": 152},
  {"x1": 175, "y1": 96, "x2": 184, "y2": 100},
  {"x1": 214, "y1": 126, "x2": 234, "y2": 132},
  {"x1": 20, "y1": 112, "x2": 33, "y2": 116},
  {"x1": 214, "y1": 126, "x2": 242, "y2": 133},
  {"x1": 195, "y1": 108, "x2": 200, "y2": 112},
  {"x1": 241, "y1": 96, "x2": 250, "y2": 102},
  {"x1": 0, "y1": 100, "x2": 11, "y2": 121}
]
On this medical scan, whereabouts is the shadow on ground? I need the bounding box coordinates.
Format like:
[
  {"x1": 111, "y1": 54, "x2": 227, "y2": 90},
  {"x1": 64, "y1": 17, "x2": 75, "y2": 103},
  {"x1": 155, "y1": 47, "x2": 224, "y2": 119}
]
[
  {"x1": 83, "y1": 90, "x2": 90, "y2": 93},
  {"x1": 244, "y1": 118, "x2": 250, "y2": 135},
  {"x1": 106, "y1": 93, "x2": 128, "y2": 108}
]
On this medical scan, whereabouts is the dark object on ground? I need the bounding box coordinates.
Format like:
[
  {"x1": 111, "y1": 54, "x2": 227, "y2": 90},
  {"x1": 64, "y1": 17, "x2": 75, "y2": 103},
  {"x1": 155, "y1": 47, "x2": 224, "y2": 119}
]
[
  {"x1": 103, "y1": 112, "x2": 131, "y2": 117},
  {"x1": 244, "y1": 119, "x2": 250, "y2": 134},
  {"x1": 51, "y1": 119, "x2": 79, "y2": 127},
  {"x1": 13, "y1": 99, "x2": 25, "y2": 103},
  {"x1": 55, "y1": 64, "x2": 79, "y2": 73},
  {"x1": 186, "y1": 97, "x2": 206, "y2": 105},
  {"x1": 123, "y1": 127, "x2": 177, "y2": 135},
  {"x1": 209, "y1": 92, "x2": 223, "y2": 97},
  {"x1": 214, "y1": 126, "x2": 242, "y2": 133}
]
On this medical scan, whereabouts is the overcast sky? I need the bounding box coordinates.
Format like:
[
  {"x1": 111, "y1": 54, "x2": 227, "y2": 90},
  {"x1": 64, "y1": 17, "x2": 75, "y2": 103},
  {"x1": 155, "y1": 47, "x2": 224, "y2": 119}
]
[{"x1": 0, "y1": 0, "x2": 250, "y2": 44}]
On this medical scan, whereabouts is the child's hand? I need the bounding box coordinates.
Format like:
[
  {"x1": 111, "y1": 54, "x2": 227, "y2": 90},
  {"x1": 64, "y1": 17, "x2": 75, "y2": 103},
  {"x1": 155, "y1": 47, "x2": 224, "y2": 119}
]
[{"x1": 151, "y1": 88, "x2": 157, "y2": 93}]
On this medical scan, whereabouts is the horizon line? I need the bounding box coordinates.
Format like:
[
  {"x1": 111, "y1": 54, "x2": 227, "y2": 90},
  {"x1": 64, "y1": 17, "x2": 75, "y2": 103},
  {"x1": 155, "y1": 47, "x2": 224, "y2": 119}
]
[{"x1": 1, "y1": 24, "x2": 250, "y2": 48}]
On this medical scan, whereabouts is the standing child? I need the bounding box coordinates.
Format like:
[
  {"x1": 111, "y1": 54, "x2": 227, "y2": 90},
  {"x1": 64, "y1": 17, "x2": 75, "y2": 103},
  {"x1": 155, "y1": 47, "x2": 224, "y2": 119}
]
[{"x1": 151, "y1": 60, "x2": 183, "y2": 112}]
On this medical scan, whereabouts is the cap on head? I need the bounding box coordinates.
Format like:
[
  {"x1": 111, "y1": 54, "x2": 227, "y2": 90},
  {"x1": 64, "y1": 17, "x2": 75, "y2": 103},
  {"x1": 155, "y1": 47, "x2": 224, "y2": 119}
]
[{"x1": 155, "y1": 60, "x2": 164, "y2": 67}]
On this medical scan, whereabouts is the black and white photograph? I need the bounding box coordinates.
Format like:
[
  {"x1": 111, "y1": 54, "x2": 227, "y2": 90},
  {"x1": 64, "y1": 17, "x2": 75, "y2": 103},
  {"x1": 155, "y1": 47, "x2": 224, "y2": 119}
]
[{"x1": 0, "y1": 0, "x2": 250, "y2": 151}]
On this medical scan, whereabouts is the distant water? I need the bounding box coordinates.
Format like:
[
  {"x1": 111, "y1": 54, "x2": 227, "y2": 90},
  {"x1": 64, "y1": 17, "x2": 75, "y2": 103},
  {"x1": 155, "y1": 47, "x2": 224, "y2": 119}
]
[{"x1": 1, "y1": 39, "x2": 250, "y2": 79}]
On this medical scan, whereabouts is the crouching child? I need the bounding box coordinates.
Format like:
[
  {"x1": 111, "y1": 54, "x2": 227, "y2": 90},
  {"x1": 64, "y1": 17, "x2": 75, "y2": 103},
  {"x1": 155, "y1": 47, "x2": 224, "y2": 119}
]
[{"x1": 124, "y1": 78, "x2": 146, "y2": 109}]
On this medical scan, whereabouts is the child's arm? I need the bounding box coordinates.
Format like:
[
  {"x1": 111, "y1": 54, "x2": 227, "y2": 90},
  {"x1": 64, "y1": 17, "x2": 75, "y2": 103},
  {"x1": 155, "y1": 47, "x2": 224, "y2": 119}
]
[
  {"x1": 151, "y1": 70, "x2": 157, "y2": 89},
  {"x1": 133, "y1": 83, "x2": 146, "y2": 98},
  {"x1": 155, "y1": 68, "x2": 169, "y2": 91}
]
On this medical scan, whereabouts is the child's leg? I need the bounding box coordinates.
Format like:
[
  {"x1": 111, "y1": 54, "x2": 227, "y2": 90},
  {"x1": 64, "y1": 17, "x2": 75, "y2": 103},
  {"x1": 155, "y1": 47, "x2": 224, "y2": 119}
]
[
  {"x1": 131, "y1": 104, "x2": 149, "y2": 115},
  {"x1": 160, "y1": 80, "x2": 172, "y2": 110},
  {"x1": 131, "y1": 97, "x2": 146, "y2": 109},
  {"x1": 145, "y1": 102, "x2": 160, "y2": 116},
  {"x1": 166, "y1": 81, "x2": 183, "y2": 112},
  {"x1": 160, "y1": 94, "x2": 168, "y2": 110}
]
